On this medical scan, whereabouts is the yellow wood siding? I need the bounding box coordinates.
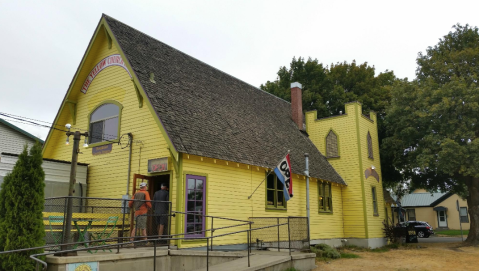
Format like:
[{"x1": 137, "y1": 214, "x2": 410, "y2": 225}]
[
  {"x1": 42, "y1": 27, "x2": 175, "y2": 204},
  {"x1": 178, "y1": 154, "x2": 343, "y2": 247},
  {"x1": 306, "y1": 102, "x2": 386, "y2": 239}
]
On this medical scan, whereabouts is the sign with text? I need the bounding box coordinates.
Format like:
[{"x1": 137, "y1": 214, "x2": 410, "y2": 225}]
[
  {"x1": 81, "y1": 54, "x2": 132, "y2": 94},
  {"x1": 67, "y1": 262, "x2": 99, "y2": 271},
  {"x1": 92, "y1": 144, "x2": 112, "y2": 155},
  {"x1": 148, "y1": 157, "x2": 168, "y2": 173}
]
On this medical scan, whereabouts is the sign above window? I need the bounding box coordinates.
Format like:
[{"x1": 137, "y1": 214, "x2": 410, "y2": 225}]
[
  {"x1": 81, "y1": 54, "x2": 132, "y2": 94},
  {"x1": 148, "y1": 157, "x2": 168, "y2": 173}
]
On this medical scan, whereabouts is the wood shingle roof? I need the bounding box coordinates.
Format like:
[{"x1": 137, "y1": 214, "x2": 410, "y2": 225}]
[{"x1": 104, "y1": 15, "x2": 345, "y2": 185}]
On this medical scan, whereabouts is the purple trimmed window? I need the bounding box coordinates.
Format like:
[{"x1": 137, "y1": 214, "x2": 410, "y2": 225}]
[{"x1": 185, "y1": 175, "x2": 206, "y2": 237}]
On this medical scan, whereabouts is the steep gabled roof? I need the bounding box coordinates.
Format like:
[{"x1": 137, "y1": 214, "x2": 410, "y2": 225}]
[
  {"x1": 0, "y1": 118, "x2": 44, "y2": 144},
  {"x1": 103, "y1": 15, "x2": 345, "y2": 185}
]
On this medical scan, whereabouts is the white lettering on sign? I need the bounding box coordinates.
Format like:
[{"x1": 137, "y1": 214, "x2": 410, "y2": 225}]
[{"x1": 81, "y1": 54, "x2": 132, "y2": 94}]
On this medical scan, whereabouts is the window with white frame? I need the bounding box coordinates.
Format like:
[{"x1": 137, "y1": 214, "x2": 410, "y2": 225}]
[{"x1": 460, "y1": 207, "x2": 469, "y2": 223}]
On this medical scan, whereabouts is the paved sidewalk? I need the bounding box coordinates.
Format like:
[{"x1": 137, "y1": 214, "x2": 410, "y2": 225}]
[{"x1": 418, "y1": 235, "x2": 464, "y2": 243}]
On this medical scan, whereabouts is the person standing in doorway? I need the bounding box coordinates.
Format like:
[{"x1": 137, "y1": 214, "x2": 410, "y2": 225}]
[
  {"x1": 153, "y1": 183, "x2": 169, "y2": 237},
  {"x1": 129, "y1": 182, "x2": 152, "y2": 241}
]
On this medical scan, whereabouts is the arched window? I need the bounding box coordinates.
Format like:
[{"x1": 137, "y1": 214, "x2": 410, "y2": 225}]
[
  {"x1": 367, "y1": 131, "x2": 374, "y2": 159},
  {"x1": 89, "y1": 103, "x2": 120, "y2": 144},
  {"x1": 326, "y1": 130, "x2": 339, "y2": 158}
]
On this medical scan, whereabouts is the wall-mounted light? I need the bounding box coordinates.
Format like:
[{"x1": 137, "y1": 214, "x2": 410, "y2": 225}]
[
  {"x1": 65, "y1": 124, "x2": 71, "y2": 145},
  {"x1": 83, "y1": 137, "x2": 89, "y2": 148}
]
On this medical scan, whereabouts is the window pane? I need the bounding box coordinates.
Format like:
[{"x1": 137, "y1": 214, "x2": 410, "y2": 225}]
[
  {"x1": 318, "y1": 196, "x2": 324, "y2": 210},
  {"x1": 195, "y1": 224, "x2": 203, "y2": 233},
  {"x1": 460, "y1": 207, "x2": 468, "y2": 216},
  {"x1": 104, "y1": 117, "x2": 119, "y2": 141},
  {"x1": 196, "y1": 201, "x2": 203, "y2": 212},
  {"x1": 187, "y1": 214, "x2": 195, "y2": 223},
  {"x1": 196, "y1": 179, "x2": 203, "y2": 189},
  {"x1": 90, "y1": 121, "x2": 103, "y2": 144},
  {"x1": 195, "y1": 191, "x2": 203, "y2": 201},
  {"x1": 188, "y1": 190, "x2": 195, "y2": 200},
  {"x1": 90, "y1": 103, "x2": 119, "y2": 122},
  {"x1": 277, "y1": 191, "x2": 284, "y2": 207},
  {"x1": 187, "y1": 179, "x2": 195, "y2": 189},
  {"x1": 186, "y1": 224, "x2": 195, "y2": 233},
  {"x1": 195, "y1": 214, "x2": 203, "y2": 223},
  {"x1": 277, "y1": 179, "x2": 284, "y2": 191},
  {"x1": 267, "y1": 190, "x2": 275, "y2": 205},
  {"x1": 187, "y1": 201, "x2": 195, "y2": 212},
  {"x1": 324, "y1": 184, "x2": 330, "y2": 197},
  {"x1": 267, "y1": 174, "x2": 275, "y2": 189}
]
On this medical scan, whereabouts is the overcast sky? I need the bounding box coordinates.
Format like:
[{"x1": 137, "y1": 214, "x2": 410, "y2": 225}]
[{"x1": 1, "y1": 0, "x2": 478, "y2": 140}]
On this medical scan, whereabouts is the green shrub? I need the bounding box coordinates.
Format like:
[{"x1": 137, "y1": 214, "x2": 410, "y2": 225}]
[
  {"x1": 313, "y1": 243, "x2": 341, "y2": 259},
  {"x1": 0, "y1": 142, "x2": 46, "y2": 271}
]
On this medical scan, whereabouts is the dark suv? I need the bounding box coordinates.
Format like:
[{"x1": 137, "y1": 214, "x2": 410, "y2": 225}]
[{"x1": 400, "y1": 221, "x2": 434, "y2": 238}]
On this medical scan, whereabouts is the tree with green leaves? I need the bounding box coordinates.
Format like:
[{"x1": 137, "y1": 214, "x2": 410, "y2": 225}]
[
  {"x1": 260, "y1": 57, "x2": 400, "y2": 187},
  {"x1": 384, "y1": 24, "x2": 479, "y2": 245},
  {"x1": 0, "y1": 142, "x2": 45, "y2": 270}
]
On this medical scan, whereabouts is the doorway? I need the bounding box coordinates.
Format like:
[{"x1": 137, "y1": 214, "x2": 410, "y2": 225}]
[
  {"x1": 437, "y1": 210, "x2": 448, "y2": 228},
  {"x1": 131, "y1": 173, "x2": 171, "y2": 238}
]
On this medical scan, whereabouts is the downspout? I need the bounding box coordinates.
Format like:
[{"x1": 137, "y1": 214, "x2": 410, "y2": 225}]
[
  {"x1": 305, "y1": 153, "x2": 310, "y2": 236},
  {"x1": 126, "y1": 133, "x2": 133, "y2": 195}
]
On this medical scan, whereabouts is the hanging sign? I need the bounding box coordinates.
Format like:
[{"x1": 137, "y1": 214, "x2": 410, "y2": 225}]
[
  {"x1": 81, "y1": 54, "x2": 132, "y2": 94},
  {"x1": 148, "y1": 157, "x2": 168, "y2": 173}
]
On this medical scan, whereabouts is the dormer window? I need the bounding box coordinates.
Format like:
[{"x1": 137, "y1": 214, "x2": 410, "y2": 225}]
[{"x1": 89, "y1": 103, "x2": 120, "y2": 144}]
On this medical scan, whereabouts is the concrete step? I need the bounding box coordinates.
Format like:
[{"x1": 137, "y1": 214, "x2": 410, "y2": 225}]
[{"x1": 191, "y1": 254, "x2": 291, "y2": 271}]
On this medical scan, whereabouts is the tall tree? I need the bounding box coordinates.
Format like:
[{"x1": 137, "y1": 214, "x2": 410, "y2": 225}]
[
  {"x1": 0, "y1": 142, "x2": 45, "y2": 270},
  {"x1": 384, "y1": 24, "x2": 479, "y2": 245},
  {"x1": 261, "y1": 57, "x2": 400, "y2": 187}
]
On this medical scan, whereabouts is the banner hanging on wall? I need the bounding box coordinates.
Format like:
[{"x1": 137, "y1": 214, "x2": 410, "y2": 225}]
[{"x1": 81, "y1": 54, "x2": 132, "y2": 94}]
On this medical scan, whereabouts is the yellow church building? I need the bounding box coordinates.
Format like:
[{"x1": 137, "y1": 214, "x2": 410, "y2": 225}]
[{"x1": 43, "y1": 14, "x2": 387, "y2": 249}]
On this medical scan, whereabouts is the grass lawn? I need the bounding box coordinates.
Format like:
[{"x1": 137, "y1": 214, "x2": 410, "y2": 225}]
[{"x1": 436, "y1": 229, "x2": 469, "y2": 236}]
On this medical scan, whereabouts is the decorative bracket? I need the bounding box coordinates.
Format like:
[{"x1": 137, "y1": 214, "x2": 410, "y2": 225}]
[
  {"x1": 103, "y1": 26, "x2": 112, "y2": 49},
  {"x1": 131, "y1": 79, "x2": 143, "y2": 108},
  {"x1": 66, "y1": 100, "x2": 77, "y2": 125}
]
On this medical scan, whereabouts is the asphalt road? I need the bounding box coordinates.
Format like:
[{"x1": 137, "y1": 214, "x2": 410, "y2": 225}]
[{"x1": 418, "y1": 235, "x2": 464, "y2": 243}]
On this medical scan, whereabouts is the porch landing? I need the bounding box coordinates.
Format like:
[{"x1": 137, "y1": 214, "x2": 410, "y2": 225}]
[
  {"x1": 192, "y1": 251, "x2": 316, "y2": 271},
  {"x1": 45, "y1": 248, "x2": 316, "y2": 271}
]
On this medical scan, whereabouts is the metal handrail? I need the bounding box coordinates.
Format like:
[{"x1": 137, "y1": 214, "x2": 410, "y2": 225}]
[
  {"x1": 27, "y1": 222, "x2": 291, "y2": 271},
  {"x1": 172, "y1": 210, "x2": 252, "y2": 223},
  {"x1": 4, "y1": 196, "x2": 306, "y2": 271}
]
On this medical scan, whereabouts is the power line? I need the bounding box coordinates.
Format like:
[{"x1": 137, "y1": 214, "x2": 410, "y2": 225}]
[{"x1": 0, "y1": 113, "x2": 143, "y2": 144}]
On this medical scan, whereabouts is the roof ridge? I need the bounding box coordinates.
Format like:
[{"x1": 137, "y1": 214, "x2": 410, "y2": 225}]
[
  {"x1": 0, "y1": 118, "x2": 44, "y2": 143},
  {"x1": 102, "y1": 14, "x2": 290, "y2": 105}
]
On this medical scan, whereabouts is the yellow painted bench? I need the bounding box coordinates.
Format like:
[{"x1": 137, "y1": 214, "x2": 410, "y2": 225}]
[{"x1": 43, "y1": 212, "x2": 130, "y2": 227}]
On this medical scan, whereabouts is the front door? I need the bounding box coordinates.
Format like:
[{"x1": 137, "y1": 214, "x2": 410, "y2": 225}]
[{"x1": 438, "y1": 210, "x2": 448, "y2": 227}]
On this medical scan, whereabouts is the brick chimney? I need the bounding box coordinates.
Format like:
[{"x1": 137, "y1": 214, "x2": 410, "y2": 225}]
[{"x1": 291, "y1": 82, "x2": 303, "y2": 130}]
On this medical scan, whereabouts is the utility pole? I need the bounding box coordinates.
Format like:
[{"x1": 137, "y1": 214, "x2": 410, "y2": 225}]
[{"x1": 62, "y1": 126, "x2": 88, "y2": 254}]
